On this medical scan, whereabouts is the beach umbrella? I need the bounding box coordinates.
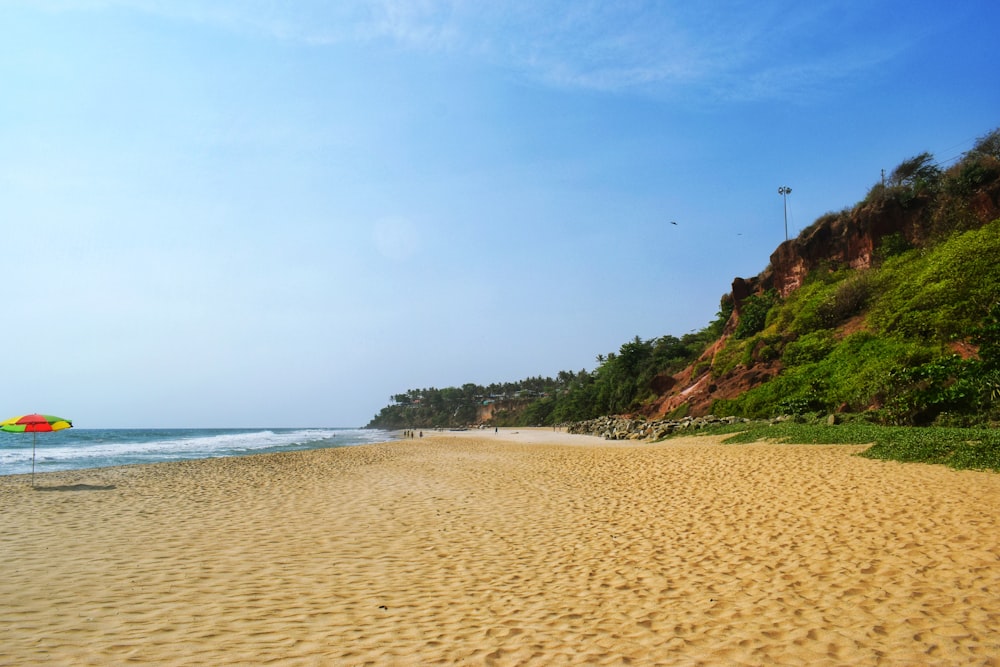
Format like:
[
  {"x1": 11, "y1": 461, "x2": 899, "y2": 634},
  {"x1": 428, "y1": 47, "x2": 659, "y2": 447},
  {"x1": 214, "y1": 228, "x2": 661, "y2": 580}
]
[{"x1": 1, "y1": 413, "x2": 73, "y2": 485}]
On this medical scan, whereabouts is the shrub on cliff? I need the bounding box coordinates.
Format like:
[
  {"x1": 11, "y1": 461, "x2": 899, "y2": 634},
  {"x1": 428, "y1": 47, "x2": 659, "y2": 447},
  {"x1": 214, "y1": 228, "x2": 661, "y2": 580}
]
[
  {"x1": 868, "y1": 219, "x2": 1000, "y2": 342},
  {"x1": 716, "y1": 332, "x2": 934, "y2": 418},
  {"x1": 733, "y1": 289, "x2": 779, "y2": 339}
]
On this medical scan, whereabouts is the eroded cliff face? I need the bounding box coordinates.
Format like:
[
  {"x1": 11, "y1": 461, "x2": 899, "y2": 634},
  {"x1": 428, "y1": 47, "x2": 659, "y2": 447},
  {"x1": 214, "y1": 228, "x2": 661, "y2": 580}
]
[
  {"x1": 735, "y1": 196, "x2": 941, "y2": 303},
  {"x1": 641, "y1": 180, "x2": 1000, "y2": 419}
]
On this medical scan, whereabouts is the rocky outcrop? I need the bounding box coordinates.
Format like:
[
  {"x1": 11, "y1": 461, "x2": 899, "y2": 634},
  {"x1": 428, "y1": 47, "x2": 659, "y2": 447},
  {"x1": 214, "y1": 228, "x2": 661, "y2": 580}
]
[
  {"x1": 734, "y1": 197, "x2": 927, "y2": 300},
  {"x1": 738, "y1": 181, "x2": 1000, "y2": 301}
]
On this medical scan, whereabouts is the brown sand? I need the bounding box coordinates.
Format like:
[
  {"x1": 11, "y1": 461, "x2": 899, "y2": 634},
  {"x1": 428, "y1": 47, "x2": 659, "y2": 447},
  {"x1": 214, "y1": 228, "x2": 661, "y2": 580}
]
[{"x1": 2, "y1": 429, "x2": 1000, "y2": 666}]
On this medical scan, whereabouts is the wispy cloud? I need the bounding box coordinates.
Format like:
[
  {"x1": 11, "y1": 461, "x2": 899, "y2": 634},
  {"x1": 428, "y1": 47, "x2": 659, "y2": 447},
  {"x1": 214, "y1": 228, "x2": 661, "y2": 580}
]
[{"x1": 22, "y1": 0, "x2": 920, "y2": 103}]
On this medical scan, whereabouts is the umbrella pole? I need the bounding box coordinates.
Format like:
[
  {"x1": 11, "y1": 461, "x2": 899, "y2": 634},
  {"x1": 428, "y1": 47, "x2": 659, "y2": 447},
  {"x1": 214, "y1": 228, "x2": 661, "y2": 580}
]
[{"x1": 32, "y1": 432, "x2": 36, "y2": 487}]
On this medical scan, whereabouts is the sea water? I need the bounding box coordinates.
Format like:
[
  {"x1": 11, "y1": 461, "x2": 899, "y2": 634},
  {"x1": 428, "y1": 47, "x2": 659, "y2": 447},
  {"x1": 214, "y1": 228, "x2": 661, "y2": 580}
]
[{"x1": 0, "y1": 427, "x2": 397, "y2": 477}]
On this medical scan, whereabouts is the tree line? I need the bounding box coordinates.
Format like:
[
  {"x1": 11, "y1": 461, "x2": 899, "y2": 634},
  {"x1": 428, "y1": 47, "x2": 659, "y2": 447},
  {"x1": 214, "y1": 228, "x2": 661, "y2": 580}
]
[{"x1": 365, "y1": 323, "x2": 725, "y2": 429}]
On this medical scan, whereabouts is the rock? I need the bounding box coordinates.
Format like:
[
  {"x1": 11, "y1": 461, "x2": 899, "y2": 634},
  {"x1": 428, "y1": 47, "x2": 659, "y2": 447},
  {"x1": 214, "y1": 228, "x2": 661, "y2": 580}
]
[{"x1": 565, "y1": 413, "x2": 747, "y2": 442}]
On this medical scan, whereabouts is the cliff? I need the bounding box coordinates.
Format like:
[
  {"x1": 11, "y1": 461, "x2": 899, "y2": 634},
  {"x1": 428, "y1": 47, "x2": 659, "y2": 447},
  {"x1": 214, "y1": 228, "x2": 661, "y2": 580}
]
[{"x1": 642, "y1": 174, "x2": 1000, "y2": 419}]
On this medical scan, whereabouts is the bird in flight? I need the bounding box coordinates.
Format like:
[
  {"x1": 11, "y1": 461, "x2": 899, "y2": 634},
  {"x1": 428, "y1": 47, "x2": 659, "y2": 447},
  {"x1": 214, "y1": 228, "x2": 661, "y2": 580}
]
[{"x1": 670, "y1": 221, "x2": 678, "y2": 225}]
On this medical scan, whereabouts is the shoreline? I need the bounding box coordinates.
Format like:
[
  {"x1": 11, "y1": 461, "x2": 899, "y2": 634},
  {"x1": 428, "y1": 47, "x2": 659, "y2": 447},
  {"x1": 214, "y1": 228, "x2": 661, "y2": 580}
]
[
  {"x1": 405, "y1": 425, "x2": 611, "y2": 446},
  {"x1": 3, "y1": 432, "x2": 1000, "y2": 665}
]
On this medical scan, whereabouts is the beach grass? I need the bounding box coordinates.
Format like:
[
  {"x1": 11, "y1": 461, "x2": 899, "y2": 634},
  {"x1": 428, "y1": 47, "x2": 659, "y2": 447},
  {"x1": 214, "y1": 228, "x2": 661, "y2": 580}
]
[{"x1": 679, "y1": 421, "x2": 1000, "y2": 472}]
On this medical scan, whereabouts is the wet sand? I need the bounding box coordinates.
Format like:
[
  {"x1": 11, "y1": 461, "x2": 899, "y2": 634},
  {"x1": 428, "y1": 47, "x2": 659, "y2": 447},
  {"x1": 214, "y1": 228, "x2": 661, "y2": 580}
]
[{"x1": 2, "y1": 429, "x2": 999, "y2": 665}]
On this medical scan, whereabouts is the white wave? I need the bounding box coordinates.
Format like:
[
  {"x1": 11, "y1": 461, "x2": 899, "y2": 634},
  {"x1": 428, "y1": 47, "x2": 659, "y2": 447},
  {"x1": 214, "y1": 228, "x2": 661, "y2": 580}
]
[{"x1": 0, "y1": 428, "x2": 389, "y2": 473}]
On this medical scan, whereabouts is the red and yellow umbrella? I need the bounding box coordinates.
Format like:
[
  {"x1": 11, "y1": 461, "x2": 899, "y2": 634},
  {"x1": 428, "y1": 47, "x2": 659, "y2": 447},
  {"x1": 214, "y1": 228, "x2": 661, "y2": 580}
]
[
  {"x1": 1, "y1": 413, "x2": 73, "y2": 484},
  {"x1": 1, "y1": 414, "x2": 72, "y2": 433}
]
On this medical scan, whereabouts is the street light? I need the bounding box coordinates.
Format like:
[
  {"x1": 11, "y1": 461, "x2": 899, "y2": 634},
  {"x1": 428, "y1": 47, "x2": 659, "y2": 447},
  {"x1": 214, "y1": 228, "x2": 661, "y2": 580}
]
[{"x1": 778, "y1": 186, "x2": 792, "y2": 241}]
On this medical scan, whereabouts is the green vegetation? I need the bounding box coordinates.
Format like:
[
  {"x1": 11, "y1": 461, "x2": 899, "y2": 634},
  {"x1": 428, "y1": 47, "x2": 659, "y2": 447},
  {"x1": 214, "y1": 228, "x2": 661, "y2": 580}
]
[
  {"x1": 713, "y1": 224, "x2": 1000, "y2": 425},
  {"x1": 672, "y1": 421, "x2": 1000, "y2": 472},
  {"x1": 733, "y1": 289, "x2": 778, "y2": 339},
  {"x1": 368, "y1": 126, "x2": 1000, "y2": 434}
]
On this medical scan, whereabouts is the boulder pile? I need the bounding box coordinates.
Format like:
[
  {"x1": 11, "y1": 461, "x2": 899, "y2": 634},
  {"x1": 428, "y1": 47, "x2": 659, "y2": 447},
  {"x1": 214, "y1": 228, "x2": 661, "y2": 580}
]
[{"x1": 566, "y1": 414, "x2": 750, "y2": 441}]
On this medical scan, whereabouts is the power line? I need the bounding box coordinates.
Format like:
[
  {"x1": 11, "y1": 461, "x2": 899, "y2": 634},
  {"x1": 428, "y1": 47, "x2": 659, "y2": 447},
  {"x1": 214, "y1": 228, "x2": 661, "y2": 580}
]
[
  {"x1": 928, "y1": 132, "x2": 989, "y2": 169},
  {"x1": 883, "y1": 130, "x2": 992, "y2": 180}
]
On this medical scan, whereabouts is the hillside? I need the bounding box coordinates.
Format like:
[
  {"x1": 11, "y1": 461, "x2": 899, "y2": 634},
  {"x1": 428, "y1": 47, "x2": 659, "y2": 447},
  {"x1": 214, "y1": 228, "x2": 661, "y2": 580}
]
[{"x1": 368, "y1": 128, "x2": 1000, "y2": 430}]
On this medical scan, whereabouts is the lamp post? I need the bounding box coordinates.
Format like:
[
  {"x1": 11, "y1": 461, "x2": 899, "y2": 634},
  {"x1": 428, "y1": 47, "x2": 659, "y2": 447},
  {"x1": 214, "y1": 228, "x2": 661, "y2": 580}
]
[{"x1": 778, "y1": 186, "x2": 792, "y2": 241}]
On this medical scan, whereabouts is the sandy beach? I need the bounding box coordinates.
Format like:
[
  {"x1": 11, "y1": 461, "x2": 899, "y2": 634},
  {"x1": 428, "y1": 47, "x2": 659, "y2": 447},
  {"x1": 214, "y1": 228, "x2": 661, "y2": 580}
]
[{"x1": 2, "y1": 429, "x2": 1000, "y2": 666}]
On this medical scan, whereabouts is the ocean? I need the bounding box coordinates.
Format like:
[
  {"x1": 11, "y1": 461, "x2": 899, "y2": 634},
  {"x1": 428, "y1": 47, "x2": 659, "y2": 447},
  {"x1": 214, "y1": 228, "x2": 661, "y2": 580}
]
[{"x1": 0, "y1": 427, "x2": 397, "y2": 477}]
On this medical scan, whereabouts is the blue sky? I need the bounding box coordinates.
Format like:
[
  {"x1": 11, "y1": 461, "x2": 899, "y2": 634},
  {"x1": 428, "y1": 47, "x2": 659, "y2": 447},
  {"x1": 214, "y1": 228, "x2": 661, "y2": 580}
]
[{"x1": 2, "y1": 1, "x2": 997, "y2": 428}]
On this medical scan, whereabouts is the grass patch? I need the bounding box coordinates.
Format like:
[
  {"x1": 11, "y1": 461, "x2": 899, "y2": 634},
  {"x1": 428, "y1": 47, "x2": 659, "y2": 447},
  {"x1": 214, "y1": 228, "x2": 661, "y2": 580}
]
[{"x1": 673, "y1": 421, "x2": 1000, "y2": 471}]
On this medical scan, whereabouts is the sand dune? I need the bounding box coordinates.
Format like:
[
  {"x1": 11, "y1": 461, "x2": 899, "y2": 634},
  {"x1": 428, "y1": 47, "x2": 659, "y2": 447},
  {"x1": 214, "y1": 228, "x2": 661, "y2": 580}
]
[{"x1": 2, "y1": 431, "x2": 1000, "y2": 665}]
